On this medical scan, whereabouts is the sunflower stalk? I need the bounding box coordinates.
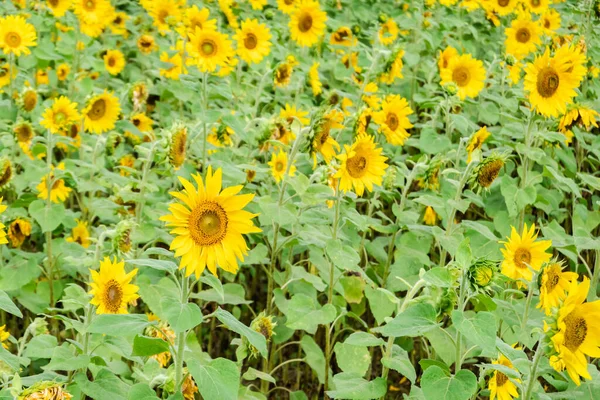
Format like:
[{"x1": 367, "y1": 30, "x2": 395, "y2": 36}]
[
  {"x1": 174, "y1": 274, "x2": 189, "y2": 393},
  {"x1": 522, "y1": 334, "x2": 545, "y2": 400},
  {"x1": 201, "y1": 72, "x2": 209, "y2": 170},
  {"x1": 134, "y1": 141, "x2": 157, "y2": 241},
  {"x1": 44, "y1": 129, "x2": 56, "y2": 321},
  {"x1": 518, "y1": 114, "x2": 535, "y2": 233}
]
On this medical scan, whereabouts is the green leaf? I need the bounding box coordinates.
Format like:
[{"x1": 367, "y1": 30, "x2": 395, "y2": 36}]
[
  {"x1": 344, "y1": 332, "x2": 385, "y2": 347},
  {"x1": 364, "y1": 286, "x2": 395, "y2": 325},
  {"x1": 0, "y1": 346, "x2": 24, "y2": 371},
  {"x1": 0, "y1": 290, "x2": 22, "y2": 318},
  {"x1": 128, "y1": 383, "x2": 160, "y2": 400},
  {"x1": 326, "y1": 240, "x2": 360, "y2": 272},
  {"x1": 455, "y1": 238, "x2": 472, "y2": 269},
  {"x1": 451, "y1": 311, "x2": 497, "y2": 354},
  {"x1": 127, "y1": 258, "x2": 177, "y2": 272},
  {"x1": 193, "y1": 283, "x2": 252, "y2": 305},
  {"x1": 372, "y1": 303, "x2": 439, "y2": 337},
  {"x1": 88, "y1": 314, "x2": 150, "y2": 337},
  {"x1": 187, "y1": 357, "x2": 240, "y2": 400},
  {"x1": 381, "y1": 345, "x2": 416, "y2": 383},
  {"x1": 200, "y1": 275, "x2": 224, "y2": 303},
  {"x1": 23, "y1": 335, "x2": 57, "y2": 359},
  {"x1": 285, "y1": 294, "x2": 336, "y2": 334},
  {"x1": 43, "y1": 345, "x2": 90, "y2": 371},
  {"x1": 340, "y1": 276, "x2": 365, "y2": 304},
  {"x1": 421, "y1": 367, "x2": 477, "y2": 400},
  {"x1": 75, "y1": 369, "x2": 129, "y2": 400},
  {"x1": 334, "y1": 343, "x2": 371, "y2": 376},
  {"x1": 242, "y1": 367, "x2": 276, "y2": 384},
  {"x1": 161, "y1": 296, "x2": 203, "y2": 333},
  {"x1": 28, "y1": 200, "x2": 65, "y2": 232},
  {"x1": 132, "y1": 335, "x2": 170, "y2": 357},
  {"x1": 214, "y1": 308, "x2": 267, "y2": 358},
  {"x1": 422, "y1": 268, "x2": 454, "y2": 288},
  {"x1": 301, "y1": 335, "x2": 327, "y2": 385},
  {"x1": 326, "y1": 373, "x2": 387, "y2": 399}
]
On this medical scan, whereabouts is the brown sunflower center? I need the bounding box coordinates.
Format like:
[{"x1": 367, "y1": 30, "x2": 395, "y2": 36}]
[
  {"x1": 158, "y1": 9, "x2": 169, "y2": 23},
  {"x1": 275, "y1": 161, "x2": 285, "y2": 172},
  {"x1": 133, "y1": 118, "x2": 141, "y2": 126},
  {"x1": 545, "y1": 268, "x2": 560, "y2": 292},
  {"x1": 24, "y1": 92, "x2": 37, "y2": 111},
  {"x1": 544, "y1": 19, "x2": 550, "y2": 28},
  {"x1": 15, "y1": 125, "x2": 33, "y2": 142},
  {"x1": 318, "y1": 130, "x2": 330, "y2": 146},
  {"x1": 108, "y1": 57, "x2": 116, "y2": 67},
  {"x1": 0, "y1": 67, "x2": 7, "y2": 78},
  {"x1": 496, "y1": 371, "x2": 508, "y2": 387},
  {"x1": 0, "y1": 164, "x2": 12, "y2": 186},
  {"x1": 530, "y1": 0, "x2": 540, "y2": 6},
  {"x1": 84, "y1": 0, "x2": 96, "y2": 11},
  {"x1": 284, "y1": 0, "x2": 294, "y2": 4},
  {"x1": 497, "y1": 0, "x2": 509, "y2": 6},
  {"x1": 5, "y1": 32, "x2": 21, "y2": 48},
  {"x1": 200, "y1": 39, "x2": 217, "y2": 56},
  {"x1": 299, "y1": 13, "x2": 313, "y2": 33},
  {"x1": 49, "y1": 0, "x2": 59, "y2": 6},
  {"x1": 346, "y1": 155, "x2": 367, "y2": 178},
  {"x1": 563, "y1": 313, "x2": 587, "y2": 352},
  {"x1": 69, "y1": 124, "x2": 79, "y2": 138},
  {"x1": 537, "y1": 67, "x2": 560, "y2": 98},
  {"x1": 244, "y1": 33, "x2": 258, "y2": 50},
  {"x1": 513, "y1": 247, "x2": 531, "y2": 269},
  {"x1": 516, "y1": 28, "x2": 531, "y2": 43},
  {"x1": 141, "y1": 38, "x2": 152, "y2": 47},
  {"x1": 104, "y1": 279, "x2": 123, "y2": 313},
  {"x1": 88, "y1": 99, "x2": 107, "y2": 120},
  {"x1": 477, "y1": 159, "x2": 503, "y2": 188},
  {"x1": 386, "y1": 113, "x2": 399, "y2": 130},
  {"x1": 114, "y1": 16, "x2": 122, "y2": 24},
  {"x1": 452, "y1": 66, "x2": 471, "y2": 87},
  {"x1": 276, "y1": 64, "x2": 291, "y2": 82},
  {"x1": 189, "y1": 202, "x2": 228, "y2": 246}
]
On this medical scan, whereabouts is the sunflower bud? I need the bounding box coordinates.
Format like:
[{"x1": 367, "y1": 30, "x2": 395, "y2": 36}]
[
  {"x1": 352, "y1": 24, "x2": 361, "y2": 35},
  {"x1": 246, "y1": 312, "x2": 277, "y2": 358},
  {"x1": 504, "y1": 53, "x2": 517, "y2": 67},
  {"x1": 442, "y1": 81, "x2": 459, "y2": 96},
  {"x1": 29, "y1": 317, "x2": 49, "y2": 336},
  {"x1": 383, "y1": 165, "x2": 397, "y2": 190},
  {"x1": 378, "y1": 14, "x2": 388, "y2": 23},
  {"x1": 168, "y1": 123, "x2": 187, "y2": 170},
  {"x1": 105, "y1": 132, "x2": 122, "y2": 156},
  {"x1": 113, "y1": 220, "x2": 135, "y2": 254},
  {"x1": 468, "y1": 259, "x2": 498, "y2": 290},
  {"x1": 417, "y1": 156, "x2": 444, "y2": 191},
  {"x1": 432, "y1": 287, "x2": 457, "y2": 318},
  {"x1": 0, "y1": 158, "x2": 12, "y2": 188},
  {"x1": 18, "y1": 382, "x2": 73, "y2": 400},
  {"x1": 264, "y1": 9, "x2": 275, "y2": 20}
]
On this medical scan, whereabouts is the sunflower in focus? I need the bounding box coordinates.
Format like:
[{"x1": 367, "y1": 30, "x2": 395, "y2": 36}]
[
  {"x1": 40, "y1": 96, "x2": 81, "y2": 134},
  {"x1": 289, "y1": 0, "x2": 327, "y2": 47},
  {"x1": 160, "y1": 167, "x2": 261, "y2": 277},
  {"x1": 7, "y1": 218, "x2": 31, "y2": 248},
  {"x1": 335, "y1": 133, "x2": 388, "y2": 196},
  {"x1": 37, "y1": 163, "x2": 72, "y2": 204},
  {"x1": 440, "y1": 54, "x2": 486, "y2": 100},
  {"x1": 505, "y1": 15, "x2": 541, "y2": 60},
  {"x1": 499, "y1": 223, "x2": 552, "y2": 285},
  {"x1": 488, "y1": 353, "x2": 520, "y2": 400},
  {"x1": 235, "y1": 19, "x2": 272, "y2": 64},
  {"x1": 83, "y1": 91, "x2": 121, "y2": 133},
  {"x1": 269, "y1": 150, "x2": 296, "y2": 183},
  {"x1": 523, "y1": 45, "x2": 586, "y2": 117},
  {"x1": 558, "y1": 105, "x2": 599, "y2": 131},
  {"x1": 188, "y1": 27, "x2": 234, "y2": 73},
  {"x1": 104, "y1": 50, "x2": 125, "y2": 75},
  {"x1": 374, "y1": 95, "x2": 413, "y2": 145},
  {"x1": 311, "y1": 109, "x2": 343, "y2": 165},
  {"x1": 149, "y1": 0, "x2": 182, "y2": 35},
  {"x1": 0, "y1": 16, "x2": 37, "y2": 56},
  {"x1": 46, "y1": 0, "x2": 72, "y2": 17},
  {"x1": 89, "y1": 257, "x2": 139, "y2": 314},
  {"x1": 466, "y1": 126, "x2": 490, "y2": 163},
  {"x1": 537, "y1": 262, "x2": 577, "y2": 316}
]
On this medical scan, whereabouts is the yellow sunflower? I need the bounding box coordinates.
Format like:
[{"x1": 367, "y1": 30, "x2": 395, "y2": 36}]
[
  {"x1": 466, "y1": 126, "x2": 490, "y2": 163},
  {"x1": 505, "y1": 15, "x2": 541, "y2": 60},
  {"x1": 83, "y1": 91, "x2": 121, "y2": 134},
  {"x1": 0, "y1": 63, "x2": 15, "y2": 89},
  {"x1": 0, "y1": 198, "x2": 6, "y2": 245},
  {"x1": 36, "y1": 163, "x2": 72, "y2": 204},
  {"x1": 540, "y1": 9, "x2": 561, "y2": 35},
  {"x1": 72, "y1": 0, "x2": 113, "y2": 38},
  {"x1": 269, "y1": 150, "x2": 296, "y2": 183},
  {"x1": 537, "y1": 262, "x2": 578, "y2": 316},
  {"x1": 169, "y1": 124, "x2": 187, "y2": 170},
  {"x1": 178, "y1": 5, "x2": 217, "y2": 37},
  {"x1": 36, "y1": 68, "x2": 49, "y2": 85},
  {"x1": 335, "y1": 133, "x2": 388, "y2": 196},
  {"x1": 137, "y1": 35, "x2": 156, "y2": 54},
  {"x1": 109, "y1": 12, "x2": 129, "y2": 36},
  {"x1": 523, "y1": 0, "x2": 549, "y2": 14},
  {"x1": 0, "y1": 324, "x2": 9, "y2": 348},
  {"x1": 279, "y1": 103, "x2": 310, "y2": 126},
  {"x1": 7, "y1": 218, "x2": 31, "y2": 248},
  {"x1": 0, "y1": 15, "x2": 37, "y2": 56},
  {"x1": 0, "y1": 159, "x2": 11, "y2": 188},
  {"x1": 277, "y1": 0, "x2": 297, "y2": 14},
  {"x1": 423, "y1": 206, "x2": 437, "y2": 226},
  {"x1": 523, "y1": 45, "x2": 587, "y2": 117},
  {"x1": 149, "y1": 0, "x2": 183, "y2": 35},
  {"x1": 438, "y1": 45, "x2": 459, "y2": 72},
  {"x1": 380, "y1": 49, "x2": 405, "y2": 84},
  {"x1": 274, "y1": 59, "x2": 294, "y2": 88},
  {"x1": 89, "y1": 257, "x2": 139, "y2": 315},
  {"x1": 311, "y1": 110, "x2": 343, "y2": 165},
  {"x1": 188, "y1": 27, "x2": 234, "y2": 73},
  {"x1": 330, "y1": 26, "x2": 356, "y2": 46},
  {"x1": 550, "y1": 278, "x2": 600, "y2": 385},
  {"x1": 378, "y1": 19, "x2": 399, "y2": 45},
  {"x1": 160, "y1": 51, "x2": 186, "y2": 80},
  {"x1": 289, "y1": 0, "x2": 327, "y2": 48},
  {"x1": 235, "y1": 19, "x2": 272, "y2": 64},
  {"x1": 440, "y1": 53, "x2": 486, "y2": 100},
  {"x1": 14, "y1": 122, "x2": 35, "y2": 158},
  {"x1": 40, "y1": 96, "x2": 81, "y2": 134},
  {"x1": 249, "y1": 0, "x2": 267, "y2": 9},
  {"x1": 488, "y1": 353, "x2": 520, "y2": 400},
  {"x1": 46, "y1": 0, "x2": 72, "y2": 17},
  {"x1": 56, "y1": 63, "x2": 70, "y2": 81},
  {"x1": 499, "y1": 223, "x2": 552, "y2": 284},
  {"x1": 160, "y1": 166, "x2": 261, "y2": 277},
  {"x1": 104, "y1": 49, "x2": 125, "y2": 75},
  {"x1": 309, "y1": 62, "x2": 323, "y2": 96},
  {"x1": 131, "y1": 113, "x2": 153, "y2": 133},
  {"x1": 119, "y1": 154, "x2": 136, "y2": 176},
  {"x1": 374, "y1": 95, "x2": 413, "y2": 145},
  {"x1": 492, "y1": 0, "x2": 518, "y2": 16},
  {"x1": 66, "y1": 219, "x2": 91, "y2": 248},
  {"x1": 558, "y1": 105, "x2": 599, "y2": 131}
]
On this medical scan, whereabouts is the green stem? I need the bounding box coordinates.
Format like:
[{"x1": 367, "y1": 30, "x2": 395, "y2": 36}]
[
  {"x1": 45, "y1": 129, "x2": 55, "y2": 311},
  {"x1": 201, "y1": 73, "x2": 209, "y2": 170},
  {"x1": 520, "y1": 279, "x2": 535, "y2": 336},
  {"x1": 518, "y1": 115, "x2": 535, "y2": 233},
  {"x1": 522, "y1": 335, "x2": 544, "y2": 400},
  {"x1": 175, "y1": 274, "x2": 189, "y2": 392},
  {"x1": 135, "y1": 142, "x2": 157, "y2": 233},
  {"x1": 588, "y1": 249, "x2": 600, "y2": 301},
  {"x1": 253, "y1": 69, "x2": 271, "y2": 118},
  {"x1": 454, "y1": 271, "x2": 467, "y2": 372}
]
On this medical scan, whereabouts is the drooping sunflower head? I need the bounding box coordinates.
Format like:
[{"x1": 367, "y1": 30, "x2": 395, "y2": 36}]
[
  {"x1": 417, "y1": 156, "x2": 445, "y2": 191},
  {"x1": 83, "y1": 91, "x2": 121, "y2": 134},
  {"x1": 309, "y1": 109, "x2": 343, "y2": 165},
  {"x1": 168, "y1": 123, "x2": 187, "y2": 170},
  {"x1": 488, "y1": 353, "x2": 520, "y2": 400},
  {"x1": 0, "y1": 158, "x2": 12, "y2": 188},
  {"x1": 160, "y1": 166, "x2": 261, "y2": 277},
  {"x1": 380, "y1": 48, "x2": 405, "y2": 84},
  {"x1": 470, "y1": 153, "x2": 507, "y2": 192},
  {"x1": 188, "y1": 27, "x2": 234, "y2": 73},
  {"x1": 0, "y1": 15, "x2": 38, "y2": 57},
  {"x1": 66, "y1": 219, "x2": 91, "y2": 248},
  {"x1": 423, "y1": 206, "x2": 437, "y2": 226},
  {"x1": 330, "y1": 26, "x2": 356, "y2": 46},
  {"x1": 536, "y1": 261, "x2": 578, "y2": 316},
  {"x1": 18, "y1": 381, "x2": 73, "y2": 400},
  {"x1": 466, "y1": 126, "x2": 491, "y2": 163},
  {"x1": 235, "y1": 18, "x2": 272, "y2": 64},
  {"x1": 89, "y1": 256, "x2": 139, "y2": 315},
  {"x1": 499, "y1": 223, "x2": 552, "y2": 285},
  {"x1": 440, "y1": 53, "x2": 486, "y2": 100},
  {"x1": 558, "y1": 105, "x2": 599, "y2": 131},
  {"x1": 19, "y1": 88, "x2": 38, "y2": 112},
  {"x1": 468, "y1": 258, "x2": 498, "y2": 291},
  {"x1": 289, "y1": 0, "x2": 327, "y2": 47},
  {"x1": 7, "y1": 218, "x2": 31, "y2": 248},
  {"x1": 112, "y1": 219, "x2": 135, "y2": 254},
  {"x1": 353, "y1": 107, "x2": 374, "y2": 137}
]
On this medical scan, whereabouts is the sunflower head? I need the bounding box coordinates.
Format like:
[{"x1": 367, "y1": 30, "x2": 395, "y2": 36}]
[
  {"x1": 469, "y1": 153, "x2": 508, "y2": 193},
  {"x1": 0, "y1": 16, "x2": 38, "y2": 57},
  {"x1": 499, "y1": 223, "x2": 552, "y2": 285},
  {"x1": 423, "y1": 206, "x2": 437, "y2": 226},
  {"x1": 468, "y1": 258, "x2": 498, "y2": 292},
  {"x1": 536, "y1": 261, "x2": 578, "y2": 316},
  {"x1": 0, "y1": 158, "x2": 12, "y2": 188},
  {"x1": 417, "y1": 156, "x2": 445, "y2": 191},
  {"x1": 488, "y1": 353, "x2": 520, "y2": 400},
  {"x1": 8, "y1": 218, "x2": 31, "y2": 248},
  {"x1": 83, "y1": 91, "x2": 121, "y2": 134},
  {"x1": 308, "y1": 108, "x2": 343, "y2": 165},
  {"x1": 89, "y1": 257, "x2": 139, "y2": 315},
  {"x1": 18, "y1": 382, "x2": 72, "y2": 400},
  {"x1": 246, "y1": 312, "x2": 277, "y2": 358},
  {"x1": 112, "y1": 219, "x2": 135, "y2": 254},
  {"x1": 14, "y1": 121, "x2": 34, "y2": 144},
  {"x1": 440, "y1": 53, "x2": 486, "y2": 100},
  {"x1": 167, "y1": 124, "x2": 187, "y2": 170},
  {"x1": 19, "y1": 88, "x2": 38, "y2": 112},
  {"x1": 289, "y1": 0, "x2": 327, "y2": 47}
]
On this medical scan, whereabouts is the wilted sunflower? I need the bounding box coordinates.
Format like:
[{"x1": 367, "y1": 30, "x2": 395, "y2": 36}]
[
  {"x1": 137, "y1": 35, "x2": 156, "y2": 54},
  {"x1": 46, "y1": 0, "x2": 72, "y2": 17},
  {"x1": 148, "y1": 0, "x2": 182, "y2": 35},
  {"x1": 104, "y1": 49, "x2": 126, "y2": 75},
  {"x1": 160, "y1": 166, "x2": 261, "y2": 277},
  {"x1": 335, "y1": 133, "x2": 388, "y2": 196},
  {"x1": 470, "y1": 154, "x2": 506, "y2": 191},
  {"x1": 18, "y1": 382, "x2": 72, "y2": 400},
  {"x1": 505, "y1": 14, "x2": 541, "y2": 60},
  {"x1": 36, "y1": 163, "x2": 72, "y2": 203},
  {"x1": 178, "y1": 5, "x2": 217, "y2": 37},
  {"x1": 523, "y1": 45, "x2": 586, "y2": 117},
  {"x1": 499, "y1": 223, "x2": 552, "y2": 284},
  {"x1": 549, "y1": 278, "x2": 600, "y2": 385},
  {"x1": 188, "y1": 27, "x2": 234, "y2": 73},
  {"x1": 310, "y1": 109, "x2": 343, "y2": 165},
  {"x1": 558, "y1": 105, "x2": 599, "y2": 131},
  {"x1": 417, "y1": 157, "x2": 443, "y2": 191},
  {"x1": 234, "y1": 19, "x2": 272, "y2": 64},
  {"x1": 168, "y1": 124, "x2": 187, "y2": 169},
  {"x1": 72, "y1": 0, "x2": 113, "y2": 37},
  {"x1": 8, "y1": 218, "x2": 31, "y2": 248},
  {"x1": 182, "y1": 374, "x2": 199, "y2": 400},
  {"x1": 112, "y1": 219, "x2": 134, "y2": 254},
  {"x1": 289, "y1": 0, "x2": 327, "y2": 47},
  {"x1": 374, "y1": 95, "x2": 413, "y2": 145},
  {"x1": 0, "y1": 15, "x2": 37, "y2": 56},
  {"x1": 89, "y1": 257, "x2": 139, "y2": 314},
  {"x1": 20, "y1": 88, "x2": 37, "y2": 112},
  {"x1": 440, "y1": 53, "x2": 486, "y2": 100},
  {"x1": 309, "y1": 62, "x2": 323, "y2": 96},
  {"x1": 66, "y1": 219, "x2": 91, "y2": 248},
  {"x1": 488, "y1": 353, "x2": 520, "y2": 400},
  {"x1": 40, "y1": 96, "x2": 81, "y2": 134},
  {"x1": 0, "y1": 159, "x2": 12, "y2": 188},
  {"x1": 268, "y1": 150, "x2": 296, "y2": 183},
  {"x1": 466, "y1": 126, "x2": 490, "y2": 163},
  {"x1": 330, "y1": 26, "x2": 356, "y2": 46},
  {"x1": 537, "y1": 262, "x2": 577, "y2": 316},
  {"x1": 145, "y1": 314, "x2": 176, "y2": 366},
  {"x1": 83, "y1": 91, "x2": 121, "y2": 133}
]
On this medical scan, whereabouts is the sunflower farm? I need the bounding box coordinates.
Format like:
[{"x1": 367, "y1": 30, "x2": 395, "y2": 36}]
[{"x1": 0, "y1": 0, "x2": 599, "y2": 399}]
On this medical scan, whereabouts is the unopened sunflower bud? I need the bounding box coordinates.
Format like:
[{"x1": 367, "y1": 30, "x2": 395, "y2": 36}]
[
  {"x1": 264, "y1": 9, "x2": 275, "y2": 20},
  {"x1": 105, "y1": 132, "x2": 122, "y2": 156},
  {"x1": 434, "y1": 287, "x2": 457, "y2": 317},
  {"x1": 442, "y1": 81, "x2": 459, "y2": 96},
  {"x1": 19, "y1": 88, "x2": 38, "y2": 113},
  {"x1": 168, "y1": 124, "x2": 187, "y2": 170},
  {"x1": 29, "y1": 317, "x2": 49, "y2": 336},
  {"x1": 504, "y1": 53, "x2": 517, "y2": 67},
  {"x1": 352, "y1": 25, "x2": 361, "y2": 35},
  {"x1": 113, "y1": 220, "x2": 135, "y2": 254},
  {"x1": 378, "y1": 14, "x2": 388, "y2": 23},
  {"x1": 246, "y1": 312, "x2": 277, "y2": 358},
  {"x1": 383, "y1": 165, "x2": 397, "y2": 190},
  {"x1": 468, "y1": 259, "x2": 497, "y2": 290}
]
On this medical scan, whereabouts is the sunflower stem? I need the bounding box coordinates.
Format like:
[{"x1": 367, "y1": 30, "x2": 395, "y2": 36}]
[
  {"x1": 587, "y1": 249, "x2": 600, "y2": 301},
  {"x1": 201, "y1": 72, "x2": 209, "y2": 170},
  {"x1": 523, "y1": 335, "x2": 545, "y2": 400},
  {"x1": 44, "y1": 129, "x2": 56, "y2": 337},
  {"x1": 175, "y1": 274, "x2": 189, "y2": 393},
  {"x1": 518, "y1": 114, "x2": 535, "y2": 234},
  {"x1": 8, "y1": 54, "x2": 14, "y2": 112},
  {"x1": 520, "y1": 277, "x2": 536, "y2": 341},
  {"x1": 135, "y1": 141, "x2": 157, "y2": 251}
]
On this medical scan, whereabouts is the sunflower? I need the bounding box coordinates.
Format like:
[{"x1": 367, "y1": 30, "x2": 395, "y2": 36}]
[
  {"x1": 466, "y1": 126, "x2": 490, "y2": 163},
  {"x1": 104, "y1": 50, "x2": 125, "y2": 75},
  {"x1": 342, "y1": 52, "x2": 362, "y2": 74},
  {"x1": 492, "y1": 0, "x2": 518, "y2": 16},
  {"x1": 335, "y1": 133, "x2": 388, "y2": 196},
  {"x1": 40, "y1": 96, "x2": 81, "y2": 134},
  {"x1": 89, "y1": 257, "x2": 139, "y2": 315},
  {"x1": 18, "y1": 87, "x2": 37, "y2": 111},
  {"x1": 470, "y1": 154, "x2": 506, "y2": 192},
  {"x1": 438, "y1": 46, "x2": 459, "y2": 72},
  {"x1": 505, "y1": 15, "x2": 541, "y2": 60},
  {"x1": 0, "y1": 15, "x2": 37, "y2": 57},
  {"x1": 488, "y1": 353, "x2": 520, "y2": 400},
  {"x1": 277, "y1": 0, "x2": 297, "y2": 14},
  {"x1": 137, "y1": 35, "x2": 156, "y2": 54},
  {"x1": 289, "y1": 0, "x2": 327, "y2": 48},
  {"x1": 14, "y1": 122, "x2": 34, "y2": 158},
  {"x1": 423, "y1": 206, "x2": 437, "y2": 226},
  {"x1": 0, "y1": 159, "x2": 12, "y2": 188},
  {"x1": 218, "y1": 0, "x2": 239, "y2": 29},
  {"x1": 507, "y1": 61, "x2": 522, "y2": 85},
  {"x1": 37, "y1": 163, "x2": 72, "y2": 204},
  {"x1": 269, "y1": 150, "x2": 296, "y2": 183},
  {"x1": 274, "y1": 60, "x2": 294, "y2": 88},
  {"x1": 380, "y1": 49, "x2": 405, "y2": 84},
  {"x1": 311, "y1": 109, "x2": 343, "y2": 165},
  {"x1": 523, "y1": 46, "x2": 587, "y2": 117},
  {"x1": 160, "y1": 51, "x2": 185, "y2": 80},
  {"x1": 7, "y1": 218, "x2": 30, "y2": 248},
  {"x1": 235, "y1": 19, "x2": 272, "y2": 64},
  {"x1": 280, "y1": 103, "x2": 310, "y2": 126},
  {"x1": 374, "y1": 95, "x2": 413, "y2": 145},
  {"x1": 182, "y1": 374, "x2": 199, "y2": 400},
  {"x1": 440, "y1": 54, "x2": 486, "y2": 100},
  {"x1": 109, "y1": 12, "x2": 128, "y2": 36},
  {"x1": 537, "y1": 262, "x2": 578, "y2": 316},
  {"x1": 330, "y1": 26, "x2": 356, "y2": 46},
  {"x1": 499, "y1": 223, "x2": 552, "y2": 285},
  {"x1": 523, "y1": 0, "x2": 549, "y2": 14},
  {"x1": 119, "y1": 154, "x2": 136, "y2": 176},
  {"x1": 353, "y1": 107, "x2": 373, "y2": 136},
  {"x1": 169, "y1": 124, "x2": 187, "y2": 169},
  {"x1": 56, "y1": 63, "x2": 70, "y2": 81},
  {"x1": 249, "y1": 0, "x2": 267, "y2": 9},
  {"x1": 72, "y1": 0, "x2": 113, "y2": 37},
  {"x1": 207, "y1": 123, "x2": 234, "y2": 154},
  {"x1": 46, "y1": 0, "x2": 71, "y2": 17},
  {"x1": 18, "y1": 382, "x2": 73, "y2": 400},
  {"x1": 36, "y1": 68, "x2": 49, "y2": 85},
  {"x1": 558, "y1": 105, "x2": 599, "y2": 131},
  {"x1": 188, "y1": 27, "x2": 234, "y2": 73},
  {"x1": 540, "y1": 9, "x2": 560, "y2": 35},
  {"x1": 0, "y1": 324, "x2": 9, "y2": 348},
  {"x1": 56, "y1": 123, "x2": 82, "y2": 151},
  {"x1": 145, "y1": 314, "x2": 176, "y2": 366},
  {"x1": 83, "y1": 91, "x2": 121, "y2": 134},
  {"x1": 66, "y1": 219, "x2": 91, "y2": 248},
  {"x1": 378, "y1": 19, "x2": 399, "y2": 45},
  {"x1": 160, "y1": 166, "x2": 261, "y2": 277},
  {"x1": 550, "y1": 278, "x2": 600, "y2": 385},
  {"x1": 178, "y1": 5, "x2": 217, "y2": 38},
  {"x1": 130, "y1": 113, "x2": 153, "y2": 133},
  {"x1": 149, "y1": 0, "x2": 183, "y2": 35},
  {"x1": 309, "y1": 62, "x2": 323, "y2": 96},
  {"x1": 0, "y1": 63, "x2": 15, "y2": 89}
]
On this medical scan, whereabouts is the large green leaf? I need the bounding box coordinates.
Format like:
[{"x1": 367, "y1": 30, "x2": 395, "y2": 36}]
[
  {"x1": 372, "y1": 303, "x2": 439, "y2": 337},
  {"x1": 334, "y1": 343, "x2": 370, "y2": 376},
  {"x1": 88, "y1": 314, "x2": 150, "y2": 337},
  {"x1": 451, "y1": 311, "x2": 497, "y2": 354},
  {"x1": 326, "y1": 373, "x2": 387, "y2": 399},
  {"x1": 0, "y1": 290, "x2": 22, "y2": 318},
  {"x1": 421, "y1": 367, "x2": 477, "y2": 400},
  {"x1": 285, "y1": 294, "x2": 336, "y2": 334},
  {"x1": 187, "y1": 357, "x2": 240, "y2": 400}
]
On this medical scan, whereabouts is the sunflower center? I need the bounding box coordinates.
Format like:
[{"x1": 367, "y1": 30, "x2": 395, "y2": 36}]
[
  {"x1": 531, "y1": 0, "x2": 540, "y2": 6},
  {"x1": 537, "y1": 67, "x2": 560, "y2": 98},
  {"x1": 104, "y1": 279, "x2": 123, "y2": 313},
  {"x1": 544, "y1": 19, "x2": 550, "y2": 28},
  {"x1": 115, "y1": 16, "x2": 122, "y2": 24},
  {"x1": 563, "y1": 313, "x2": 587, "y2": 352},
  {"x1": 108, "y1": 57, "x2": 116, "y2": 67},
  {"x1": 0, "y1": 68, "x2": 7, "y2": 78},
  {"x1": 496, "y1": 371, "x2": 508, "y2": 387},
  {"x1": 545, "y1": 269, "x2": 560, "y2": 292},
  {"x1": 275, "y1": 161, "x2": 285, "y2": 172},
  {"x1": 24, "y1": 92, "x2": 37, "y2": 111},
  {"x1": 284, "y1": 0, "x2": 294, "y2": 4},
  {"x1": 84, "y1": 0, "x2": 96, "y2": 11},
  {"x1": 51, "y1": 178, "x2": 62, "y2": 190},
  {"x1": 69, "y1": 124, "x2": 79, "y2": 138},
  {"x1": 54, "y1": 111, "x2": 67, "y2": 124},
  {"x1": 16, "y1": 125, "x2": 33, "y2": 142},
  {"x1": 386, "y1": 113, "x2": 399, "y2": 130},
  {"x1": 158, "y1": 9, "x2": 169, "y2": 23},
  {"x1": 189, "y1": 202, "x2": 228, "y2": 246},
  {"x1": 5, "y1": 32, "x2": 21, "y2": 48},
  {"x1": 346, "y1": 155, "x2": 367, "y2": 178},
  {"x1": 200, "y1": 40, "x2": 217, "y2": 56},
  {"x1": 141, "y1": 38, "x2": 152, "y2": 47},
  {"x1": 497, "y1": 0, "x2": 509, "y2": 6},
  {"x1": 244, "y1": 33, "x2": 258, "y2": 50},
  {"x1": 133, "y1": 118, "x2": 141, "y2": 126},
  {"x1": 0, "y1": 165, "x2": 11, "y2": 186},
  {"x1": 516, "y1": 28, "x2": 531, "y2": 43},
  {"x1": 299, "y1": 13, "x2": 313, "y2": 33},
  {"x1": 513, "y1": 248, "x2": 531, "y2": 269},
  {"x1": 88, "y1": 99, "x2": 106, "y2": 120},
  {"x1": 452, "y1": 66, "x2": 471, "y2": 87},
  {"x1": 49, "y1": 0, "x2": 58, "y2": 6}
]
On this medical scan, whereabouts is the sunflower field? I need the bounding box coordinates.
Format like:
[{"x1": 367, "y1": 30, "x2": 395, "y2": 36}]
[{"x1": 0, "y1": 0, "x2": 600, "y2": 399}]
